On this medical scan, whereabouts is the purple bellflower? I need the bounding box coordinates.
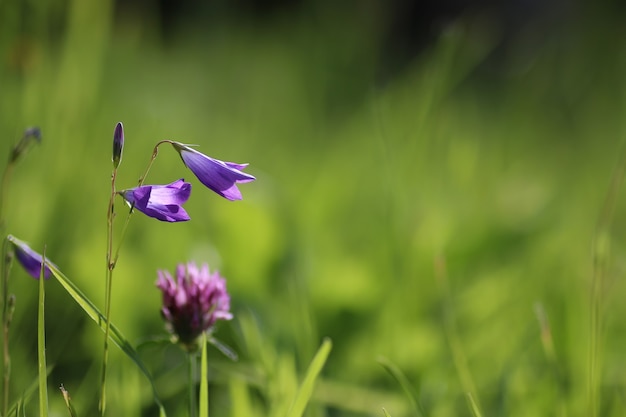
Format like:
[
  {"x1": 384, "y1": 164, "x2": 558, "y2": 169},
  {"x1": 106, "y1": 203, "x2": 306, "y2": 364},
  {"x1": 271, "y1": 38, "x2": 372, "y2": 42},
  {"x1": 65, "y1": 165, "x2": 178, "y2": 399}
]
[
  {"x1": 156, "y1": 262, "x2": 232, "y2": 350},
  {"x1": 119, "y1": 179, "x2": 192, "y2": 222},
  {"x1": 170, "y1": 142, "x2": 255, "y2": 201},
  {"x1": 7, "y1": 235, "x2": 55, "y2": 280},
  {"x1": 10, "y1": 126, "x2": 41, "y2": 164}
]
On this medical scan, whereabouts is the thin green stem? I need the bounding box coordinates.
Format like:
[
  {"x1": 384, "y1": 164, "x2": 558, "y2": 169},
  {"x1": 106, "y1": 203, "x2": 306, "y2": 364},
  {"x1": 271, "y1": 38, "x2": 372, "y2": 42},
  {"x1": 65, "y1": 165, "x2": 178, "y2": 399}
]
[
  {"x1": 0, "y1": 163, "x2": 14, "y2": 234},
  {"x1": 0, "y1": 160, "x2": 14, "y2": 417},
  {"x1": 99, "y1": 140, "x2": 169, "y2": 415},
  {"x1": 1, "y1": 238, "x2": 13, "y2": 417},
  {"x1": 587, "y1": 140, "x2": 626, "y2": 417},
  {"x1": 111, "y1": 140, "x2": 169, "y2": 267},
  {"x1": 38, "y1": 248, "x2": 48, "y2": 417},
  {"x1": 435, "y1": 255, "x2": 483, "y2": 415},
  {"x1": 137, "y1": 141, "x2": 170, "y2": 187},
  {"x1": 100, "y1": 167, "x2": 117, "y2": 416},
  {"x1": 199, "y1": 334, "x2": 209, "y2": 417},
  {"x1": 188, "y1": 352, "x2": 197, "y2": 417}
]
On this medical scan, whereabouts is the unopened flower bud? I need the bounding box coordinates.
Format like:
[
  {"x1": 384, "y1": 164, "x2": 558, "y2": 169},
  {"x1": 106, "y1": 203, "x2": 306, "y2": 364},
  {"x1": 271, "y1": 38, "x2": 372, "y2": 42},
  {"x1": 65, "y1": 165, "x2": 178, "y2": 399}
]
[{"x1": 112, "y1": 122, "x2": 124, "y2": 168}]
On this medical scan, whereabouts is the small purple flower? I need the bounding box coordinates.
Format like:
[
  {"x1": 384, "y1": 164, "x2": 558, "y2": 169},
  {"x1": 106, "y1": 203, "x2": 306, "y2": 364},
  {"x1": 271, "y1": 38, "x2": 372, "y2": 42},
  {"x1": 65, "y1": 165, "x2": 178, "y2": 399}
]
[
  {"x1": 10, "y1": 126, "x2": 41, "y2": 163},
  {"x1": 170, "y1": 142, "x2": 255, "y2": 201},
  {"x1": 112, "y1": 122, "x2": 124, "y2": 168},
  {"x1": 156, "y1": 262, "x2": 232, "y2": 350},
  {"x1": 119, "y1": 179, "x2": 192, "y2": 222},
  {"x1": 7, "y1": 235, "x2": 55, "y2": 280}
]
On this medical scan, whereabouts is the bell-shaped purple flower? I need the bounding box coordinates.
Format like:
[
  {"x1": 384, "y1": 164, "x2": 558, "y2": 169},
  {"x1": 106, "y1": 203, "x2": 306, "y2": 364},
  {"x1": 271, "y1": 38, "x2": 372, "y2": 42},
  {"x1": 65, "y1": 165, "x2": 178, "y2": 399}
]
[
  {"x1": 120, "y1": 179, "x2": 192, "y2": 222},
  {"x1": 170, "y1": 142, "x2": 255, "y2": 201},
  {"x1": 157, "y1": 262, "x2": 232, "y2": 350},
  {"x1": 10, "y1": 126, "x2": 41, "y2": 164},
  {"x1": 7, "y1": 235, "x2": 55, "y2": 280}
]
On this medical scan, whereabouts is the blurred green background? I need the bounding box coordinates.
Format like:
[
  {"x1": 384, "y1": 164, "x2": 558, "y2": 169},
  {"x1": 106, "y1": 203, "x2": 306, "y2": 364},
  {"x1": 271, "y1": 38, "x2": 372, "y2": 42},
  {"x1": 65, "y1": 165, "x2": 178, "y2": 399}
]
[{"x1": 1, "y1": 0, "x2": 626, "y2": 416}]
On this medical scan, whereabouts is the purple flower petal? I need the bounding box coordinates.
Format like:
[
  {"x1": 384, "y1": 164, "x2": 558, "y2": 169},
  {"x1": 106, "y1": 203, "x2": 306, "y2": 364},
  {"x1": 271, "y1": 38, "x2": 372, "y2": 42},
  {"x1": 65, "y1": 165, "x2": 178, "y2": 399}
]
[
  {"x1": 156, "y1": 262, "x2": 232, "y2": 350},
  {"x1": 171, "y1": 142, "x2": 255, "y2": 201},
  {"x1": 120, "y1": 179, "x2": 191, "y2": 222},
  {"x1": 7, "y1": 235, "x2": 54, "y2": 280}
]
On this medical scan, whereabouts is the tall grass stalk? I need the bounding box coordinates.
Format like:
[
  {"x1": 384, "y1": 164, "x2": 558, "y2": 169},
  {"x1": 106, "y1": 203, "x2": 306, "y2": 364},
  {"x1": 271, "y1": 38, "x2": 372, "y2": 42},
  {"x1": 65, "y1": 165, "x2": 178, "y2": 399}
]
[
  {"x1": 377, "y1": 357, "x2": 426, "y2": 417},
  {"x1": 434, "y1": 255, "x2": 483, "y2": 415},
  {"x1": 286, "y1": 338, "x2": 332, "y2": 417},
  {"x1": 534, "y1": 303, "x2": 568, "y2": 417},
  {"x1": 38, "y1": 248, "x2": 48, "y2": 417},
  {"x1": 588, "y1": 140, "x2": 626, "y2": 417},
  {"x1": 465, "y1": 393, "x2": 483, "y2": 417}
]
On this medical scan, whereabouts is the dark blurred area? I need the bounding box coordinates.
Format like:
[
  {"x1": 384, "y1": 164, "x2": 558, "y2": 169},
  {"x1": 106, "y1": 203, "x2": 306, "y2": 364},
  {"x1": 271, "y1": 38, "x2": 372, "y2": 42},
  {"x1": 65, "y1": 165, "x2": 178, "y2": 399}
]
[{"x1": 120, "y1": 0, "x2": 575, "y2": 81}]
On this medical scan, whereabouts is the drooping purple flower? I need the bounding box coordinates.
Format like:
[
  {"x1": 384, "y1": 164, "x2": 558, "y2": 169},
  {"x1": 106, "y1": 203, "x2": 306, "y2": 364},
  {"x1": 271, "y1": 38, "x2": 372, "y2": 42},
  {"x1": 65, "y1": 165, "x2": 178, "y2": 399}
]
[
  {"x1": 7, "y1": 235, "x2": 55, "y2": 280},
  {"x1": 10, "y1": 126, "x2": 41, "y2": 163},
  {"x1": 170, "y1": 142, "x2": 255, "y2": 201},
  {"x1": 112, "y1": 122, "x2": 124, "y2": 168},
  {"x1": 119, "y1": 179, "x2": 192, "y2": 222},
  {"x1": 156, "y1": 262, "x2": 232, "y2": 350}
]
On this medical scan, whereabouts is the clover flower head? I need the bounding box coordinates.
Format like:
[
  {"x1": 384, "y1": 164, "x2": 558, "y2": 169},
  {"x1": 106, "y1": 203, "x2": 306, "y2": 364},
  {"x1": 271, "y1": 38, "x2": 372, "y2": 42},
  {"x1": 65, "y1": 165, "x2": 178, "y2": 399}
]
[
  {"x1": 7, "y1": 235, "x2": 55, "y2": 280},
  {"x1": 170, "y1": 142, "x2": 255, "y2": 201},
  {"x1": 120, "y1": 179, "x2": 191, "y2": 222},
  {"x1": 156, "y1": 262, "x2": 232, "y2": 350}
]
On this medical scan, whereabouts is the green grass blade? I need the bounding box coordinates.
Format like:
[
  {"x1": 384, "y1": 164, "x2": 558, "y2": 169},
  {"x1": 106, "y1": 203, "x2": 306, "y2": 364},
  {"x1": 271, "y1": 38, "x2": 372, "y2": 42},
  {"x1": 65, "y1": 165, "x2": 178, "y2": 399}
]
[
  {"x1": 6, "y1": 367, "x2": 53, "y2": 416},
  {"x1": 286, "y1": 337, "x2": 332, "y2": 417},
  {"x1": 382, "y1": 408, "x2": 392, "y2": 417},
  {"x1": 14, "y1": 397, "x2": 23, "y2": 417},
  {"x1": 586, "y1": 142, "x2": 626, "y2": 417},
  {"x1": 466, "y1": 393, "x2": 484, "y2": 417},
  {"x1": 47, "y1": 263, "x2": 167, "y2": 417},
  {"x1": 199, "y1": 335, "x2": 209, "y2": 417},
  {"x1": 228, "y1": 377, "x2": 252, "y2": 417},
  {"x1": 38, "y1": 253, "x2": 48, "y2": 417},
  {"x1": 377, "y1": 357, "x2": 426, "y2": 417}
]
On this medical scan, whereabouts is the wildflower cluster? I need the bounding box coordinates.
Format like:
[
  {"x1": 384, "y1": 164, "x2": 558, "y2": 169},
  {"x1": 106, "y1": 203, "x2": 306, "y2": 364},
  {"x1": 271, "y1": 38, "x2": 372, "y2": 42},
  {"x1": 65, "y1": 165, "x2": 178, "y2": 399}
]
[
  {"x1": 118, "y1": 135, "x2": 255, "y2": 222},
  {"x1": 2, "y1": 123, "x2": 253, "y2": 415}
]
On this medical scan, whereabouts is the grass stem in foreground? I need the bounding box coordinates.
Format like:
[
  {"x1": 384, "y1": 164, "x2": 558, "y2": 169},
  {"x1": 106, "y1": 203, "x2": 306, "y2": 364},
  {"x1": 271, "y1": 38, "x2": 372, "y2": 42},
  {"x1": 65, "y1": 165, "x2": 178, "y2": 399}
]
[
  {"x1": 587, "y1": 140, "x2": 626, "y2": 417},
  {"x1": 189, "y1": 351, "x2": 197, "y2": 417},
  {"x1": 38, "y1": 248, "x2": 48, "y2": 417},
  {"x1": 435, "y1": 255, "x2": 483, "y2": 415},
  {"x1": 200, "y1": 335, "x2": 209, "y2": 417}
]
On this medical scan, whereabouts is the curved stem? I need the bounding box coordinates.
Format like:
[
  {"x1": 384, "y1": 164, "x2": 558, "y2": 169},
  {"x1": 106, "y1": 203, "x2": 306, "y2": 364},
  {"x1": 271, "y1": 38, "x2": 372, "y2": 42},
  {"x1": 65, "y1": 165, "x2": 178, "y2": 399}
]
[
  {"x1": 111, "y1": 141, "x2": 170, "y2": 266},
  {"x1": 137, "y1": 141, "x2": 171, "y2": 187}
]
